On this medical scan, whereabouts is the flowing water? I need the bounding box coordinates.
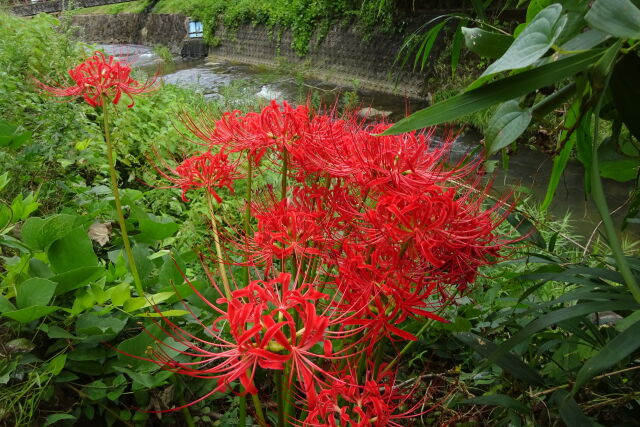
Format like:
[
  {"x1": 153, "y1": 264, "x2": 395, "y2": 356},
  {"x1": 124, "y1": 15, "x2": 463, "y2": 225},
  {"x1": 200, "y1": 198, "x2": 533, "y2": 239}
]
[{"x1": 101, "y1": 44, "x2": 636, "y2": 242}]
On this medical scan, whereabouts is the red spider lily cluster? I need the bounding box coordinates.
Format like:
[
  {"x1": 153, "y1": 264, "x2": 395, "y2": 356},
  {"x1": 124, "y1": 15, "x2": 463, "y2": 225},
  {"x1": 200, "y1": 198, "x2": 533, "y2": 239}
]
[
  {"x1": 33, "y1": 51, "x2": 158, "y2": 108},
  {"x1": 137, "y1": 100, "x2": 511, "y2": 424}
]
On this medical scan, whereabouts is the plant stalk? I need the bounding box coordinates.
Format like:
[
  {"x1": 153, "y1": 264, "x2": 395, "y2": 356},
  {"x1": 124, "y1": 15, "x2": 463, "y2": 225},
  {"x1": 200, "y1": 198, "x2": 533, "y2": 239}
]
[
  {"x1": 101, "y1": 101, "x2": 143, "y2": 296},
  {"x1": 205, "y1": 192, "x2": 232, "y2": 300}
]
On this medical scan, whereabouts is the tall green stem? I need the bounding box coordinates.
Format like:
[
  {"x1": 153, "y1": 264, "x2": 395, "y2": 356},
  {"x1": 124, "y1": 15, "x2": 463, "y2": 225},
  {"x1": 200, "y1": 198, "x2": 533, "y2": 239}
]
[
  {"x1": 205, "y1": 193, "x2": 232, "y2": 300},
  {"x1": 251, "y1": 392, "x2": 267, "y2": 427},
  {"x1": 238, "y1": 393, "x2": 246, "y2": 427},
  {"x1": 591, "y1": 111, "x2": 640, "y2": 304},
  {"x1": 101, "y1": 101, "x2": 143, "y2": 295}
]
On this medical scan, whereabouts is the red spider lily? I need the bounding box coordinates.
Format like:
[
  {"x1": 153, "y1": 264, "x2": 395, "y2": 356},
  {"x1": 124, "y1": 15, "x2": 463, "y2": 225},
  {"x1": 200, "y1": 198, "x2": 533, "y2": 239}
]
[
  {"x1": 178, "y1": 101, "x2": 311, "y2": 165},
  {"x1": 155, "y1": 150, "x2": 241, "y2": 202},
  {"x1": 33, "y1": 51, "x2": 158, "y2": 108},
  {"x1": 303, "y1": 363, "x2": 432, "y2": 427},
  {"x1": 126, "y1": 271, "x2": 362, "y2": 410}
]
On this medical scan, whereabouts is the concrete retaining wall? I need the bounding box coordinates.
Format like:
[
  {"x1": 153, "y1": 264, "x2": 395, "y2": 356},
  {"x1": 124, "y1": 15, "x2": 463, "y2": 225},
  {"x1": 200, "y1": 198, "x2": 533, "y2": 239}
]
[{"x1": 69, "y1": 12, "x2": 434, "y2": 97}]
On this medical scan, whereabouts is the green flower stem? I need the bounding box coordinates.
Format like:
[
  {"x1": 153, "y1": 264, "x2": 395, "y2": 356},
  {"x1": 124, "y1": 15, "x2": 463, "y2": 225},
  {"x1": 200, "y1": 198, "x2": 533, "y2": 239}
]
[
  {"x1": 101, "y1": 101, "x2": 143, "y2": 296},
  {"x1": 239, "y1": 393, "x2": 247, "y2": 427},
  {"x1": 205, "y1": 193, "x2": 232, "y2": 300},
  {"x1": 251, "y1": 392, "x2": 267, "y2": 427}
]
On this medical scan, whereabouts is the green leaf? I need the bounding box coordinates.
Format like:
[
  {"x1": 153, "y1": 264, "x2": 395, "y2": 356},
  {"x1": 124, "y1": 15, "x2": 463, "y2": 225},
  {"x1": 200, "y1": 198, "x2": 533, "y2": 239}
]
[
  {"x1": 21, "y1": 214, "x2": 77, "y2": 251},
  {"x1": 573, "y1": 318, "x2": 640, "y2": 393},
  {"x1": 52, "y1": 266, "x2": 106, "y2": 295},
  {"x1": 17, "y1": 277, "x2": 57, "y2": 308},
  {"x1": 491, "y1": 300, "x2": 640, "y2": 361},
  {"x1": 75, "y1": 313, "x2": 126, "y2": 343},
  {"x1": 123, "y1": 291, "x2": 175, "y2": 312},
  {"x1": 541, "y1": 121, "x2": 577, "y2": 210},
  {"x1": 585, "y1": 0, "x2": 640, "y2": 39},
  {"x1": 137, "y1": 215, "x2": 179, "y2": 242},
  {"x1": 383, "y1": 49, "x2": 603, "y2": 134},
  {"x1": 136, "y1": 309, "x2": 189, "y2": 317},
  {"x1": 551, "y1": 390, "x2": 595, "y2": 426},
  {"x1": 485, "y1": 100, "x2": 532, "y2": 154},
  {"x1": 482, "y1": 4, "x2": 567, "y2": 77},
  {"x1": 2, "y1": 306, "x2": 59, "y2": 323},
  {"x1": 0, "y1": 296, "x2": 16, "y2": 313},
  {"x1": 459, "y1": 394, "x2": 530, "y2": 414},
  {"x1": 599, "y1": 158, "x2": 640, "y2": 182},
  {"x1": 47, "y1": 227, "x2": 98, "y2": 273},
  {"x1": 415, "y1": 21, "x2": 447, "y2": 72},
  {"x1": 462, "y1": 27, "x2": 513, "y2": 59},
  {"x1": 108, "y1": 282, "x2": 131, "y2": 306},
  {"x1": 451, "y1": 21, "x2": 464, "y2": 73},
  {"x1": 0, "y1": 204, "x2": 12, "y2": 231},
  {"x1": 44, "y1": 414, "x2": 76, "y2": 426},
  {"x1": 455, "y1": 332, "x2": 545, "y2": 385},
  {"x1": 611, "y1": 53, "x2": 640, "y2": 141},
  {"x1": 560, "y1": 29, "x2": 609, "y2": 52},
  {"x1": 526, "y1": 0, "x2": 553, "y2": 22}
]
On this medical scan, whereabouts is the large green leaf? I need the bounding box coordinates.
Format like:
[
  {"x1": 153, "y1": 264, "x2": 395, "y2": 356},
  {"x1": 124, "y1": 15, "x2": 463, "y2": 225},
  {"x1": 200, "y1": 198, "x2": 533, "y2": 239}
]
[
  {"x1": 52, "y1": 266, "x2": 106, "y2": 295},
  {"x1": 572, "y1": 318, "x2": 640, "y2": 393},
  {"x1": 17, "y1": 277, "x2": 56, "y2": 308},
  {"x1": 137, "y1": 215, "x2": 179, "y2": 242},
  {"x1": 382, "y1": 49, "x2": 603, "y2": 134},
  {"x1": 551, "y1": 390, "x2": 595, "y2": 426},
  {"x1": 482, "y1": 4, "x2": 567, "y2": 76},
  {"x1": 560, "y1": 29, "x2": 609, "y2": 52},
  {"x1": 485, "y1": 100, "x2": 532, "y2": 154},
  {"x1": 611, "y1": 53, "x2": 640, "y2": 140},
  {"x1": 2, "y1": 306, "x2": 59, "y2": 323},
  {"x1": 455, "y1": 332, "x2": 545, "y2": 385},
  {"x1": 21, "y1": 214, "x2": 78, "y2": 251},
  {"x1": 47, "y1": 227, "x2": 98, "y2": 273},
  {"x1": 585, "y1": 0, "x2": 640, "y2": 39},
  {"x1": 462, "y1": 27, "x2": 513, "y2": 59},
  {"x1": 459, "y1": 394, "x2": 530, "y2": 414}
]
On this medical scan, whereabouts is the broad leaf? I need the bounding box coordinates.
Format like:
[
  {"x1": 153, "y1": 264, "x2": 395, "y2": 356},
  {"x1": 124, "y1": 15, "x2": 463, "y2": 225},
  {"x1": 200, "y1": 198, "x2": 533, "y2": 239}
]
[
  {"x1": 52, "y1": 266, "x2": 106, "y2": 295},
  {"x1": 2, "y1": 306, "x2": 59, "y2": 323},
  {"x1": 17, "y1": 277, "x2": 56, "y2": 308},
  {"x1": 47, "y1": 227, "x2": 98, "y2": 273},
  {"x1": 383, "y1": 49, "x2": 603, "y2": 134},
  {"x1": 482, "y1": 4, "x2": 567, "y2": 76},
  {"x1": 485, "y1": 100, "x2": 532, "y2": 154},
  {"x1": 21, "y1": 214, "x2": 77, "y2": 251},
  {"x1": 572, "y1": 318, "x2": 640, "y2": 393},
  {"x1": 585, "y1": 0, "x2": 640, "y2": 39},
  {"x1": 462, "y1": 27, "x2": 513, "y2": 59}
]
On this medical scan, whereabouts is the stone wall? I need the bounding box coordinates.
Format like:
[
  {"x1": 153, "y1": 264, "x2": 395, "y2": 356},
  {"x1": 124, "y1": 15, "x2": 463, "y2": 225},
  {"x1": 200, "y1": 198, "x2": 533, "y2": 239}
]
[
  {"x1": 209, "y1": 23, "x2": 433, "y2": 98},
  {"x1": 12, "y1": 0, "x2": 135, "y2": 16},
  {"x1": 69, "y1": 13, "x2": 444, "y2": 97},
  {"x1": 70, "y1": 13, "x2": 188, "y2": 53}
]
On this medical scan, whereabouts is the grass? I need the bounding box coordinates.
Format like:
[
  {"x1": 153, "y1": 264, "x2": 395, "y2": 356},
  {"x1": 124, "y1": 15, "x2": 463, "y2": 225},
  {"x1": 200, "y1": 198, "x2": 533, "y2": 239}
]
[{"x1": 66, "y1": 0, "x2": 149, "y2": 15}]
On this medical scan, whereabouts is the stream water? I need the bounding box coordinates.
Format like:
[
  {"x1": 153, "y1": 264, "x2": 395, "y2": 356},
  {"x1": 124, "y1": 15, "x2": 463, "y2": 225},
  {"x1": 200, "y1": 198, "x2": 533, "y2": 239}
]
[{"x1": 101, "y1": 44, "x2": 635, "y2": 242}]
